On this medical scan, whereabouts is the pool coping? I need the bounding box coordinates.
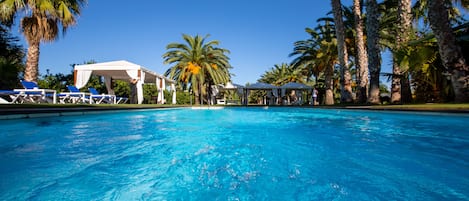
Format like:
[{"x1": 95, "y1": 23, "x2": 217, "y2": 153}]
[
  {"x1": 0, "y1": 106, "x2": 187, "y2": 120},
  {"x1": 0, "y1": 105, "x2": 467, "y2": 120}
]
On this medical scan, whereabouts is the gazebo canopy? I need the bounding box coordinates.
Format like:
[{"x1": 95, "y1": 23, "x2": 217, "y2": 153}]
[
  {"x1": 280, "y1": 82, "x2": 312, "y2": 89},
  {"x1": 74, "y1": 60, "x2": 175, "y2": 104},
  {"x1": 245, "y1": 82, "x2": 278, "y2": 90}
]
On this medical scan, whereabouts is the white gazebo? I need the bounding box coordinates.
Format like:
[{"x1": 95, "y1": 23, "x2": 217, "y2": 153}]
[
  {"x1": 74, "y1": 60, "x2": 176, "y2": 104},
  {"x1": 244, "y1": 82, "x2": 279, "y2": 105}
]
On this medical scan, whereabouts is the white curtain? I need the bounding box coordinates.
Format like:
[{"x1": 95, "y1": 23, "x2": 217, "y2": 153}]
[
  {"x1": 125, "y1": 69, "x2": 138, "y2": 79},
  {"x1": 297, "y1": 90, "x2": 303, "y2": 104},
  {"x1": 75, "y1": 70, "x2": 93, "y2": 89},
  {"x1": 126, "y1": 69, "x2": 144, "y2": 104},
  {"x1": 103, "y1": 75, "x2": 115, "y2": 95},
  {"x1": 171, "y1": 83, "x2": 177, "y2": 104},
  {"x1": 267, "y1": 90, "x2": 272, "y2": 105},
  {"x1": 137, "y1": 71, "x2": 145, "y2": 104},
  {"x1": 272, "y1": 89, "x2": 278, "y2": 105},
  {"x1": 157, "y1": 77, "x2": 163, "y2": 104},
  {"x1": 140, "y1": 71, "x2": 146, "y2": 83},
  {"x1": 161, "y1": 78, "x2": 166, "y2": 104}
]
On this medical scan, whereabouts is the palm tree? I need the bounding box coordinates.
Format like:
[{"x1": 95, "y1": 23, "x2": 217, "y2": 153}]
[
  {"x1": 259, "y1": 63, "x2": 306, "y2": 86},
  {"x1": 290, "y1": 28, "x2": 325, "y2": 84},
  {"x1": 398, "y1": 0, "x2": 413, "y2": 104},
  {"x1": 427, "y1": 0, "x2": 469, "y2": 102},
  {"x1": 331, "y1": 0, "x2": 353, "y2": 103},
  {"x1": 405, "y1": 38, "x2": 453, "y2": 102},
  {"x1": 289, "y1": 39, "x2": 319, "y2": 82},
  {"x1": 0, "y1": 0, "x2": 86, "y2": 82},
  {"x1": 290, "y1": 23, "x2": 338, "y2": 105},
  {"x1": 389, "y1": 0, "x2": 413, "y2": 104},
  {"x1": 376, "y1": 0, "x2": 416, "y2": 103},
  {"x1": 163, "y1": 34, "x2": 231, "y2": 105},
  {"x1": 352, "y1": 0, "x2": 369, "y2": 103},
  {"x1": 366, "y1": 0, "x2": 382, "y2": 104}
]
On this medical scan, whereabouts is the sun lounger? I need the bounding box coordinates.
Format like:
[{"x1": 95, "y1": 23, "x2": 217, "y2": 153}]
[
  {"x1": 14, "y1": 80, "x2": 57, "y2": 104},
  {"x1": 88, "y1": 87, "x2": 116, "y2": 104},
  {"x1": 116, "y1": 96, "x2": 128, "y2": 104},
  {"x1": 58, "y1": 85, "x2": 89, "y2": 104},
  {"x1": 0, "y1": 90, "x2": 23, "y2": 104},
  {"x1": 87, "y1": 87, "x2": 127, "y2": 104}
]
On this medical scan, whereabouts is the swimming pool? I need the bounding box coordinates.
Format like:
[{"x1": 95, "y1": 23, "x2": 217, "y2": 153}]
[{"x1": 0, "y1": 107, "x2": 468, "y2": 200}]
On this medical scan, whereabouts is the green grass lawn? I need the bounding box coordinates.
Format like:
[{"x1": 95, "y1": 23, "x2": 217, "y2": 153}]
[
  {"x1": 342, "y1": 103, "x2": 469, "y2": 112},
  {"x1": 370, "y1": 103, "x2": 469, "y2": 109}
]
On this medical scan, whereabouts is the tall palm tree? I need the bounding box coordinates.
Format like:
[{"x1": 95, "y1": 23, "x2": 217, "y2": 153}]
[
  {"x1": 290, "y1": 23, "x2": 338, "y2": 105},
  {"x1": 321, "y1": 40, "x2": 339, "y2": 105},
  {"x1": 398, "y1": 0, "x2": 413, "y2": 104},
  {"x1": 353, "y1": 0, "x2": 369, "y2": 103},
  {"x1": 163, "y1": 34, "x2": 231, "y2": 105},
  {"x1": 427, "y1": 0, "x2": 469, "y2": 102},
  {"x1": 0, "y1": 0, "x2": 86, "y2": 82},
  {"x1": 331, "y1": 0, "x2": 353, "y2": 103},
  {"x1": 377, "y1": 0, "x2": 416, "y2": 103},
  {"x1": 390, "y1": 0, "x2": 412, "y2": 104},
  {"x1": 366, "y1": 0, "x2": 382, "y2": 104},
  {"x1": 290, "y1": 28, "x2": 325, "y2": 84},
  {"x1": 289, "y1": 39, "x2": 319, "y2": 82}
]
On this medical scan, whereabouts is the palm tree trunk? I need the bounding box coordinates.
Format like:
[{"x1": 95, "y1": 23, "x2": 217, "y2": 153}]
[
  {"x1": 24, "y1": 40, "x2": 40, "y2": 82},
  {"x1": 391, "y1": 59, "x2": 402, "y2": 103},
  {"x1": 325, "y1": 65, "x2": 335, "y2": 105},
  {"x1": 398, "y1": 0, "x2": 413, "y2": 103},
  {"x1": 353, "y1": 0, "x2": 369, "y2": 104},
  {"x1": 332, "y1": 0, "x2": 353, "y2": 103},
  {"x1": 428, "y1": 0, "x2": 469, "y2": 102},
  {"x1": 401, "y1": 72, "x2": 412, "y2": 103},
  {"x1": 366, "y1": 0, "x2": 382, "y2": 104},
  {"x1": 392, "y1": 0, "x2": 413, "y2": 104}
]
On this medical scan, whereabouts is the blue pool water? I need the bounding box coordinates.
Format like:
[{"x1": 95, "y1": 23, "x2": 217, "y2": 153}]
[{"x1": 0, "y1": 107, "x2": 468, "y2": 200}]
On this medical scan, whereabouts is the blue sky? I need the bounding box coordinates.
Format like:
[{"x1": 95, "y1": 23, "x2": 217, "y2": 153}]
[{"x1": 10, "y1": 0, "x2": 393, "y2": 85}]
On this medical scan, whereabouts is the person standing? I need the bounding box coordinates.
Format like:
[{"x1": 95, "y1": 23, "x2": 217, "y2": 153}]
[
  {"x1": 129, "y1": 78, "x2": 138, "y2": 104},
  {"x1": 312, "y1": 87, "x2": 318, "y2": 105}
]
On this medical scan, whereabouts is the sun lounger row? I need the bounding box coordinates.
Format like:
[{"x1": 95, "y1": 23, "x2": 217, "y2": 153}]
[{"x1": 0, "y1": 81, "x2": 128, "y2": 104}]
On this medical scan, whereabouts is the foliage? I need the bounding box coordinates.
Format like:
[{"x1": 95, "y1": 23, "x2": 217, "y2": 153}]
[
  {"x1": 113, "y1": 80, "x2": 131, "y2": 97},
  {"x1": 163, "y1": 34, "x2": 232, "y2": 105},
  {"x1": 258, "y1": 63, "x2": 307, "y2": 86},
  {"x1": 0, "y1": 0, "x2": 86, "y2": 82},
  {"x1": 0, "y1": 25, "x2": 24, "y2": 89},
  {"x1": 37, "y1": 70, "x2": 72, "y2": 92},
  {"x1": 379, "y1": 83, "x2": 390, "y2": 93},
  {"x1": 143, "y1": 84, "x2": 158, "y2": 104},
  {"x1": 248, "y1": 90, "x2": 267, "y2": 104},
  {"x1": 82, "y1": 75, "x2": 106, "y2": 93},
  {"x1": 290, "y1": 20, "x2": 339, "y2": 105},
  {"x1": 171, "y1": 91, "x2": 193, "y2": 105}
]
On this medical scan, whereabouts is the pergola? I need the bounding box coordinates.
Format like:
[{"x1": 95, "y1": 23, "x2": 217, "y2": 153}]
[
  {"x1": 243, "y1": 82, "x2": 279, "y2": 105},
  {"x1": 74, "y1": 60, "x2": 176, "y2": 104},
  {"x1": 280, "y1": 82, "x2": 313, "y2": 105}
]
